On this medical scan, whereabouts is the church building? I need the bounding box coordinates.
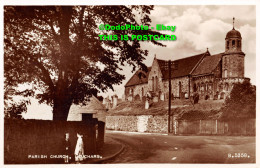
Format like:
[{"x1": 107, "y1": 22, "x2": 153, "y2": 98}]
[{"x1": 124, "y1": 19, "x2": 250, "y2": 101}]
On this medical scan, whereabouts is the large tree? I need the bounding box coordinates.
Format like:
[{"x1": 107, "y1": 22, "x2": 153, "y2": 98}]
[{"x1": 4, "y1": 6, "x2": 164, "y2": 120}]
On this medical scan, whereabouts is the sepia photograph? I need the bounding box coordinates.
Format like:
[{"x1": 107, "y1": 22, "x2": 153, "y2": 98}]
[{"x1": 1, "y1": 1, "x2": 258, "y2": 167}]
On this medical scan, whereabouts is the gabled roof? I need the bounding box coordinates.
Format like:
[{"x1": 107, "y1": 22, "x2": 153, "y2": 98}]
[
  {"x1": 67, "y1": 96, "x2": 106, "y2": 121},
  {"x1": 124, "y1": 51, "x2": 212, "y2": 87},
  {"x1": 125, "y1": 67, "x2": 151, "y2": 87},
  {"x1": 192, "y1": 53, "x2": 223, "y2": 76},
  {"x1": 157, "y1": 52, "x2": 210, "y2": 79}
]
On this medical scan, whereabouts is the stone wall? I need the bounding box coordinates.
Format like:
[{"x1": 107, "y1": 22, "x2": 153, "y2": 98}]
[
  {"x1": 125, "y1": 83, "x2": 148, "y2": 101},
  {"x1": 222, "y1": 54, "x2": 244, "y2": 78},
  {"x1": 171, "y1": 76, "x2": 189, "y2": 98},
  {"x1": 106, "y1": 115, "x2": 138, "y2": 132},
  {"x1": 147, "y1": 58, "x2": 164, "y2": 92},
  {"x1": 146, "y1": 115, "x2": 168, "y2": 133},
  {"x1": 192, "y1": 75, "x2": 215, "y2": 99},
  {"x1": 162, "y1": 76, "x2": 189, "y2": 98},
  {"x1": 106, "y1": 115, "x2": 168, "y2": 133}
]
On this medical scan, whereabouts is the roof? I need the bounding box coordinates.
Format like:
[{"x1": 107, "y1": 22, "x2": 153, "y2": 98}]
[
  {"x1": 125, "y1": 67, "x2": 151, "y2": 87},
  {"x1": 124, "y1": 51, "x2": 210, "y2": 87},
  {"x1": 67, "y1": 96, "x2": 106, "y2": 121},
  {"x1": 157, "y1": 52, "x2": 209, "y2": 79},
  {"x1": 226, "y1": 28, "x2": 241, "y2": 39},
  {"x1": 192, "y1": 53, "x2": 223, "y2": 76}
]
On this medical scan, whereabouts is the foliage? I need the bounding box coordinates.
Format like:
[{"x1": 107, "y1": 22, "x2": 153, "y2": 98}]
[
  {"x1": 4, "y1": 100, "x2": 29, "y2": 119},
  {"x1": 221, "y1": 80, "x2": 256, "y2": 120},
  {"x1": 4, "y1": 6, "x2": 164, "y2": 120},
  {"x1": 4, "y1": 86, "x2": 31, "y2": 119}
]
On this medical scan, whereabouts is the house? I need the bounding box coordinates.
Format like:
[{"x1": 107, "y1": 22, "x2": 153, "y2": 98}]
[{"x1": 67, "y1": 96, "x2": 106, "y2": 122}]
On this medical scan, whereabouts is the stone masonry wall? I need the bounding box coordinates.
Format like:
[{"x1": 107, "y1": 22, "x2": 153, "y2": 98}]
[
  {"x1": 125, "y1": 83, "x2": 148, "y2": 101},
  {"x1": 222, "y1": 54, "x2": 244, "y2": 78},
  {"x1": 147, "y1": 58, "x2": 164, "y2": 92},
  {"x1": 132, "y1": 83, "x2": 148, "y2": 100},
  {"x1": 146, "y1": 115, "x2": 168, "y2": 133},
  {"x1": 162, "y1": 76, "x2": 189, "y2": 98},
  {"x1": 106, "y1": 115, "x2": 168, "y2": 133},
  {"x1": 106, "y1": 116, "x2": 138, "y2": 132}
]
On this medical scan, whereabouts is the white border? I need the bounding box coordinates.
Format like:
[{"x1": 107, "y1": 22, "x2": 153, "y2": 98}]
[{"x1": 0, "y1": 0, "x2": 259, "y2": 168}]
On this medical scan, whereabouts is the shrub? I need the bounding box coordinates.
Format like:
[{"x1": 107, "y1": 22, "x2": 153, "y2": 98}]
[
  {"x1": 221, "y1": 80, "x2": 256, "y2": 120},
  {"x1": 4, "y1": 100, "x2": 28, "y2": 119}
]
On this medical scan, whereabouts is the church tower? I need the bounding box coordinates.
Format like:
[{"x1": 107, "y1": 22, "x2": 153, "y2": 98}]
[{"x1": 222, "y1": 18, "x2": 245, "y2": 78}]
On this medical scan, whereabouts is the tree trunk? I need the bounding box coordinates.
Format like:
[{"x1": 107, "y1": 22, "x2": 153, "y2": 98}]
[
  {"x1": 52, "y1": 7, "x2": 73, "y2": 121},
  {"x1": 52, "y1": 96, "x2": 72, "y2": 121}
]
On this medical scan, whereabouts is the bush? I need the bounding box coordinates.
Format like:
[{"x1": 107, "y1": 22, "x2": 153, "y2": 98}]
[
  {"x1": 4, "y1": 100, "x2": 28, "y2": 119},
  {"x1": 221, "y1": 80, "x2": 256, "y2": 120}
]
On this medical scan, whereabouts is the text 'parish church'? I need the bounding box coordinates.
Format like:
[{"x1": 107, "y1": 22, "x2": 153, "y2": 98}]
[{"x1": 124, "y1": 18, "x2": 250, "y2": 101}]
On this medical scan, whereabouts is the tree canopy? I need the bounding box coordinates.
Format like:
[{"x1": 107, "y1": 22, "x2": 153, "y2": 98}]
[
  {"x1": 221, "y1": 80, "x2": 256, "y2": 120},
  {"x1": 4, "y1": 6, "x2": 164, "y2": 120}
]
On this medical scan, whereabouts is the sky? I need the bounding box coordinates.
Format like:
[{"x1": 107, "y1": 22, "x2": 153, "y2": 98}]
[
  {"x1": 100, "y1": 5, "x2": 256, "y2": 99},
  {"x1": 18, "y1": 5, "x2": 256, "y2": 120}
]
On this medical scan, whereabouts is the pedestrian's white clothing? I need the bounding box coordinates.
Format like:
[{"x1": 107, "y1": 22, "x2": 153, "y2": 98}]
[{"x1": 75, "y1": 134, "x2": 84, "y2": 162}]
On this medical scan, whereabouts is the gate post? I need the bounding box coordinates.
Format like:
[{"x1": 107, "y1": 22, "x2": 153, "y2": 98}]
[
  {"x1": 216, "y1": 120, "x2": 218, "y2": 134},
  {"x1": 97, "y1": 121, "x2": 105, "y2": 149},
  {"x1": 82, "y1": 114, "x2": 97, "y2": 154},
  {"x1": 173, "y1": 117, "x2": 178, "y2": 135}
]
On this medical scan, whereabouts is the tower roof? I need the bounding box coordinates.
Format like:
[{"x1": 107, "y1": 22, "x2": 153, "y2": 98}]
[
  {"x1": 226, "y1": 17, "x2": 241, "y2": 39},
  {"x1": 226, "y1": 29, "x2": 241, "y2": 39}
]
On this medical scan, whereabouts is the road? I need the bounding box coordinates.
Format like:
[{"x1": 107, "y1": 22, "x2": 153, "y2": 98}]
[{"x1": 103, "y1": 131, "x2": 255, "y2": 163}]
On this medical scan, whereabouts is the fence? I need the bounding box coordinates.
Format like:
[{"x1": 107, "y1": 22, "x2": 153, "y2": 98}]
[
  {"x1": 4, "y1": 118, "x2": 105, "y2": 164},
  {"x1": 106, "y1": 115, "x2": 255, "y2": 136},
  {"x1": 176, "y1": 119, "x2": 255, "y2": 135}
]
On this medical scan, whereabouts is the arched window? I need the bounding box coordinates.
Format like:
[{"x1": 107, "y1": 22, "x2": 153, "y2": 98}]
[
  {"x1": 155, "y1": 76, "x2": 158, "y2": 91},
  {"x1": 225, "y1": 83, "x2": 229, "y2": 91},
  {"x1": 238, "y1": 40, "x2": 241, "y2": 48},
  {"x1": 152, "y1": 77, "x2": 154, "y2": 91},
  {"x1": 129, "y1": 88, "x2": 132, "y2": 94},
  {"x1": 141, "y1": 88, "x2": 144, "y2": 97},
  {"x1": 224, "y1": 69, "x2": 227, "y2": 78},
  {"x1": 232, "y1": 40, "x2": 235, "y2": 47},
  {"x1": 226, "y1": 41, "x2": 229, "y2": 50},
  {"x1": 193, "y1": 83, "x2": 197, "y2": 92},
  {"x1": 179, "y1": 81, "x2": 182, "y2": 97},
  {"x1": 201, "y1": 83, "x2": 204, "y2": 91}
]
